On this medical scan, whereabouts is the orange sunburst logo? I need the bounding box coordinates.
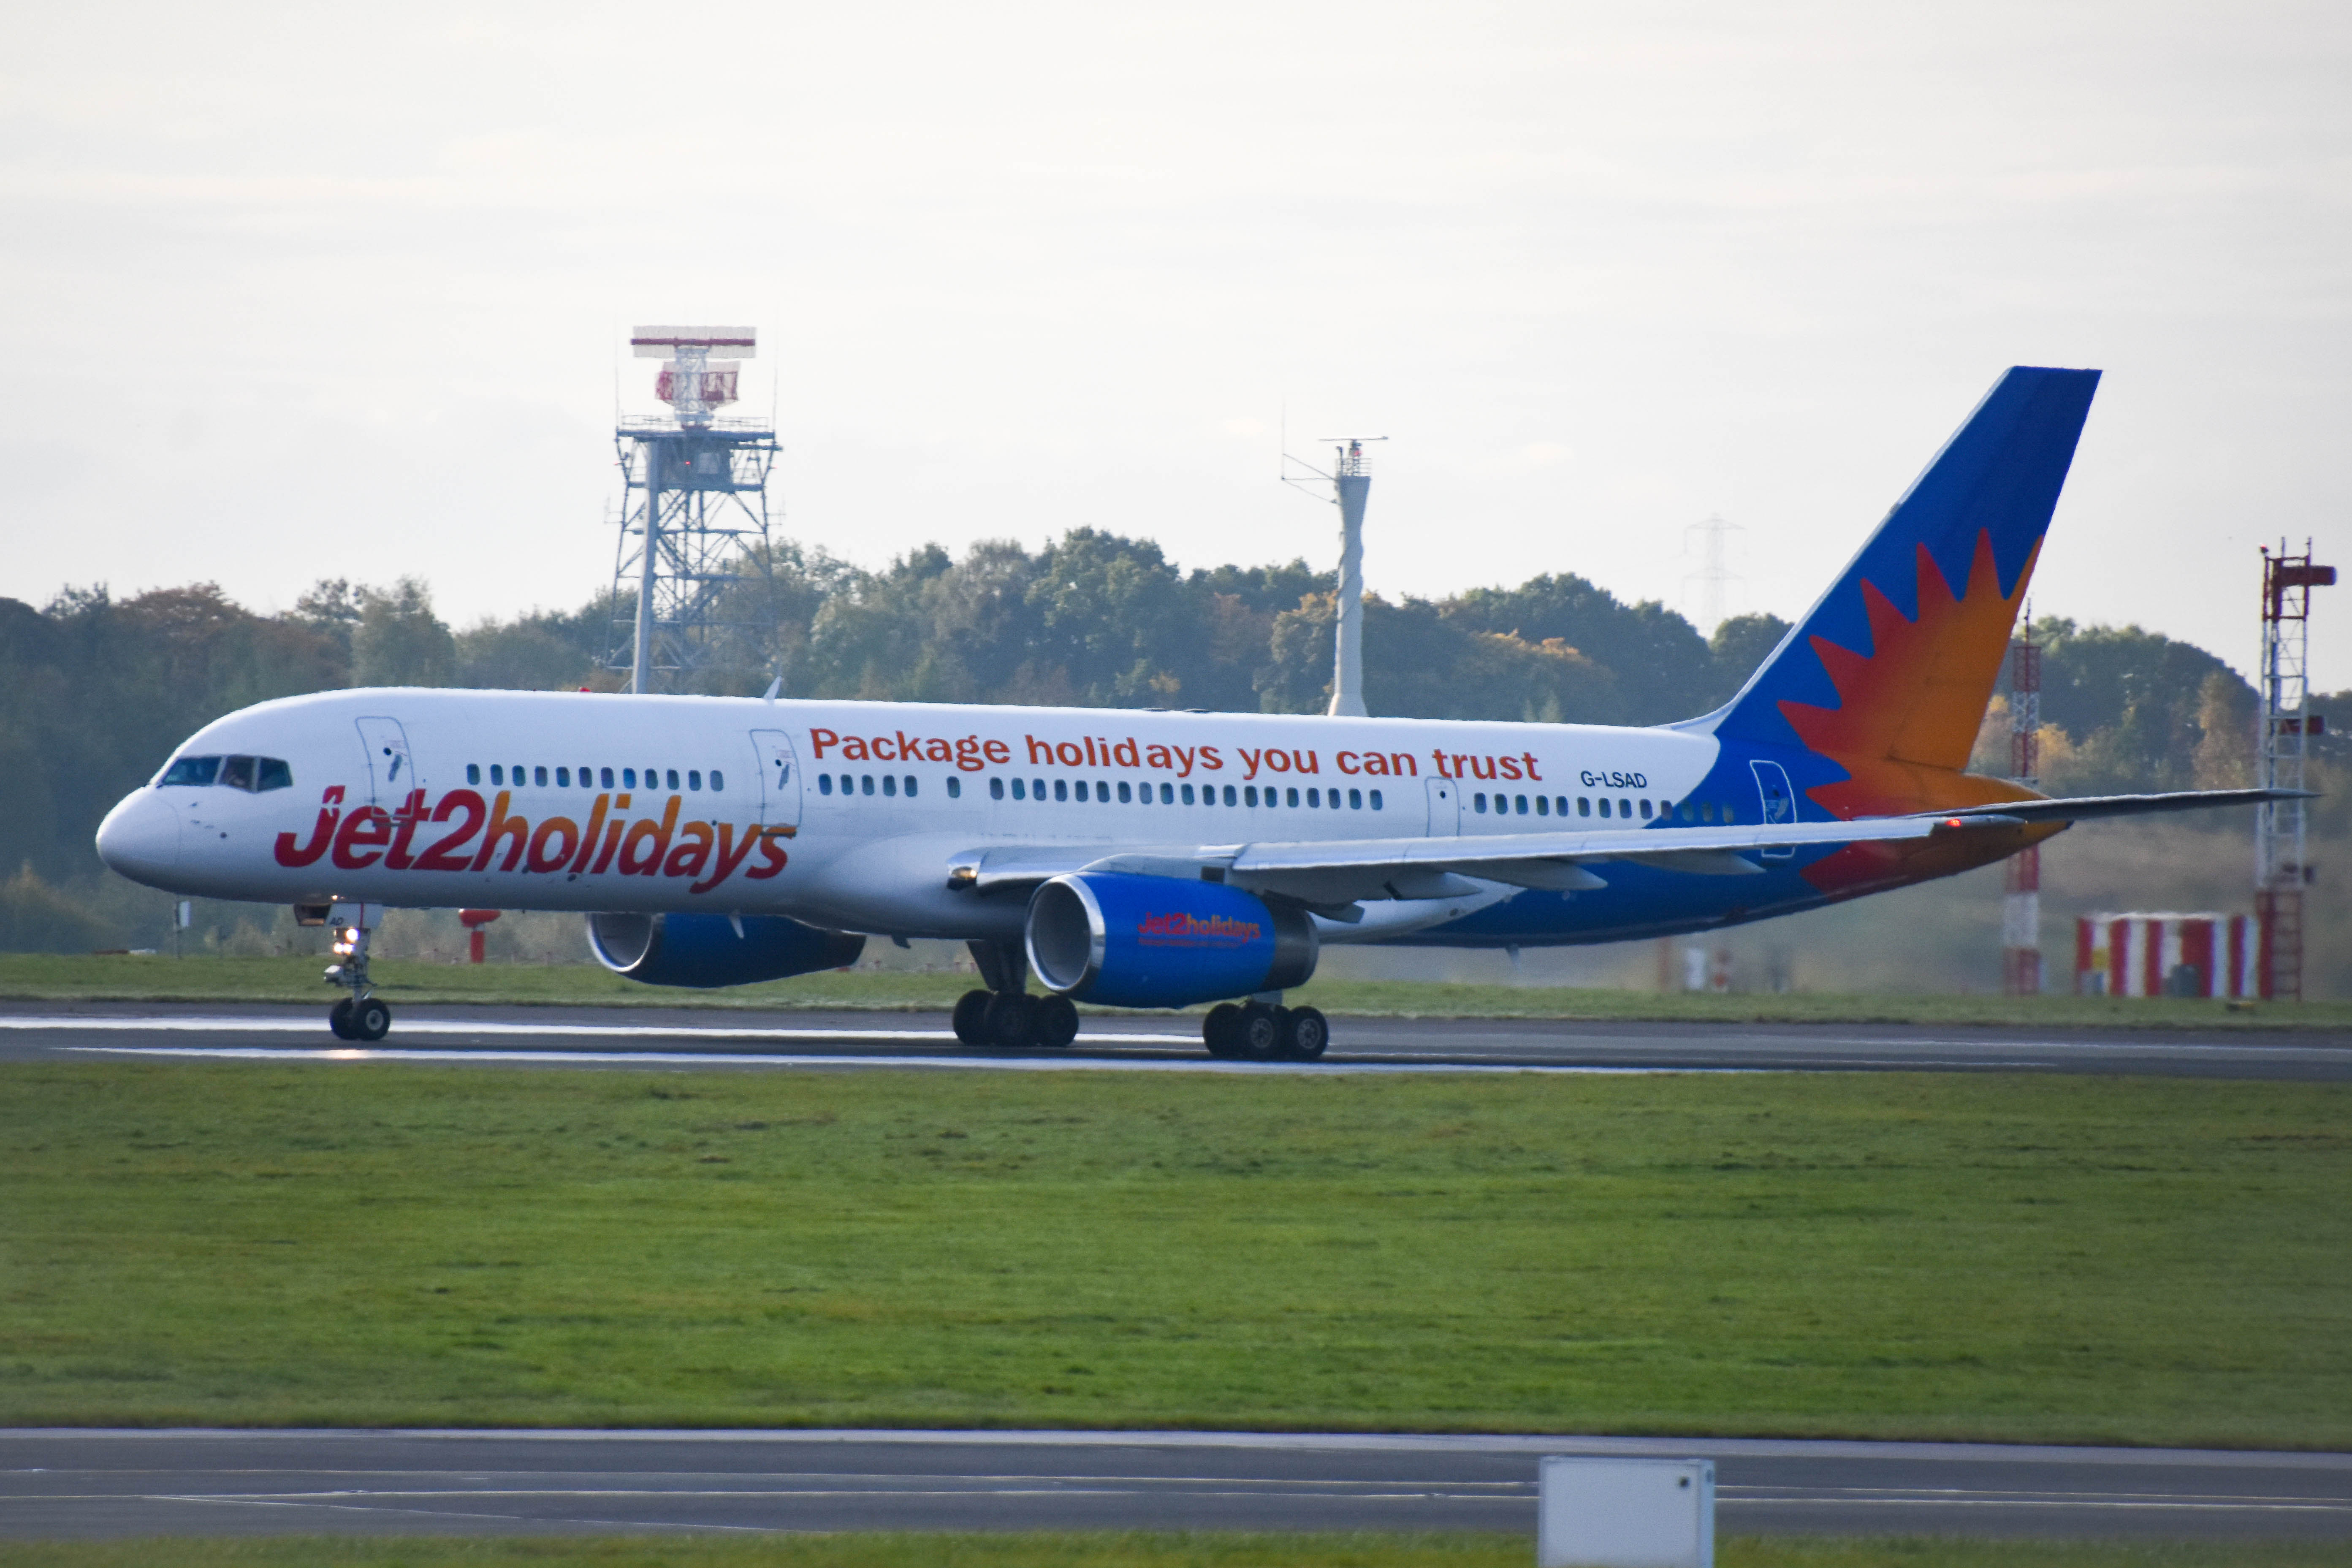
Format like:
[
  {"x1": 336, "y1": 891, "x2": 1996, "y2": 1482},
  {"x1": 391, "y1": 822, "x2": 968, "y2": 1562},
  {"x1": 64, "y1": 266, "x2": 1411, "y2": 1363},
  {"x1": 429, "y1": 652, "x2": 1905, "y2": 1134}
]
[{"x1": 1777, "y1": 529, "x2": 2039, "y2": 820}]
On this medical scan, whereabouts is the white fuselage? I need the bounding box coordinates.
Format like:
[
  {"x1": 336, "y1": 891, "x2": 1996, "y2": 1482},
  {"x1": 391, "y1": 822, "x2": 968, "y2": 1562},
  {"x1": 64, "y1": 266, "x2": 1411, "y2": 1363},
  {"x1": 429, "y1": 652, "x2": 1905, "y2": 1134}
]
[{"x1": 98, "y1": 688, "x2": 1725, "y2": 944}]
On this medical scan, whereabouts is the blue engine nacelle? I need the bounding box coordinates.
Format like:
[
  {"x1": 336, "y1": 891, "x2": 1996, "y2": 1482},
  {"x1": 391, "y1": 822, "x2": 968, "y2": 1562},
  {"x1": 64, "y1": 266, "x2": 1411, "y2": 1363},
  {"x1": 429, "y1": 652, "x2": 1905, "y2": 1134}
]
[
  {"x1": 1025, "y1": 872, "x2": 1318, "y2": 1008},
  {"x1": 586, "y1": 912, "x2": 866, "y2": 988}
]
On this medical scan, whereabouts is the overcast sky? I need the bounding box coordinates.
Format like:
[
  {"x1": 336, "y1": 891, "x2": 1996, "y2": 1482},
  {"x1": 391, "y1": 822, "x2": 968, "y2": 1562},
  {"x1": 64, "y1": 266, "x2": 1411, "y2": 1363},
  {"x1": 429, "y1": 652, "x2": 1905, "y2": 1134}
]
[{"x1": 5, "y1": 0, "x2": 2346, "y2": 688}]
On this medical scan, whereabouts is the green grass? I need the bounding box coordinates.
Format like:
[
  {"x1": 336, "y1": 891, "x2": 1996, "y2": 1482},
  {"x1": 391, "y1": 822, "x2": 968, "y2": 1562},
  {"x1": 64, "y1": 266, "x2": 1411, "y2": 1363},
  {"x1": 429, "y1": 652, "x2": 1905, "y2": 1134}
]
[
  {"x1": 4, "y1": 1065, "x2": 2349, "y2": 1444},
  {"x1": 6, "y1": 953, "x2": 2348, "y2": 1028},
  {"x1": 3, "y1": 1539, "x2": 2351, "y2": 1568}
]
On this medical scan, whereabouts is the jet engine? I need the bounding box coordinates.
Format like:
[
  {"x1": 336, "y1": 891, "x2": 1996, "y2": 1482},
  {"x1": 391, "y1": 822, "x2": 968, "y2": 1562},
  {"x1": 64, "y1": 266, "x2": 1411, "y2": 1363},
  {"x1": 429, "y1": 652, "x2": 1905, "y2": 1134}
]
[
  {"x1": 587, "y1": 912, "x2": 865, "y2": 988},
  {"x1": 1025, "y1": 872, "x2": 1318, "y2": 1008}
]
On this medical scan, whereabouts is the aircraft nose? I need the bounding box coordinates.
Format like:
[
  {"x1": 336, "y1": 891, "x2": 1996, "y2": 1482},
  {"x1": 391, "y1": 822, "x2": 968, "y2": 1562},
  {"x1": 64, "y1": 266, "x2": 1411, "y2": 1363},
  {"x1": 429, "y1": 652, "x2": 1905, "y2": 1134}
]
[{"x1": 96, "y1": 791, "x2": 181, "y2": 887}]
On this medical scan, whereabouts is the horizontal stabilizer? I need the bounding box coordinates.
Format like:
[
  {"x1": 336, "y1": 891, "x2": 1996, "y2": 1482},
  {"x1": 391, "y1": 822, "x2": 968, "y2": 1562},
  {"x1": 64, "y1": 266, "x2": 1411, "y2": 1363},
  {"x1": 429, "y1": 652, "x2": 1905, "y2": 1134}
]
[{"x1": 1922, "y1": 787, "x2": 2314, "y2": 825}]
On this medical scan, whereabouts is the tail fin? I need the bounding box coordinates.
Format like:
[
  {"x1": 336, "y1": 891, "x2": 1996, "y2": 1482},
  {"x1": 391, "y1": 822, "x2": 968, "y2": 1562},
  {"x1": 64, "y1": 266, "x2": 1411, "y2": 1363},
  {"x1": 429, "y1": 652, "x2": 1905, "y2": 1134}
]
[{"x1": 1700, "y1": 366, "x2": 2100, "y2": 808}]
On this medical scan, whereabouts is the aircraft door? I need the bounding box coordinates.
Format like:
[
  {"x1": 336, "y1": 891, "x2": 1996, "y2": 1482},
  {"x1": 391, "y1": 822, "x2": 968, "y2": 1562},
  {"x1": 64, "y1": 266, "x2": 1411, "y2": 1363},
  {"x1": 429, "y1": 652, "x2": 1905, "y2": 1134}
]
[
  {"x1": 1750, "y1": 758, "x2": 1797, "y2": 860},
  {"x1": 354, "y1": 717, "x2": 419, "y2": 806},
  {"x1": 1424, "y1": 776, "x2": 1461, "y2": 836},
  {"x1": 750, "y1": 730, "x2": 803, "y2": 830}
]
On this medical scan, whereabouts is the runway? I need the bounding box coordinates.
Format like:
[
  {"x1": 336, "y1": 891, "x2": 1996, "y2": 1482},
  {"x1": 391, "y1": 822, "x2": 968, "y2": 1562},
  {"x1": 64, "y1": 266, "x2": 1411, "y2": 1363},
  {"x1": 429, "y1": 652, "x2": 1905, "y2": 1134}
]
[
  {"x1": 2, "y1": 1001, "x2": 2348, "y2": 1080},
  {"x1": 5, "y1": 1429, "x2": 2350, "y2": 1542}
]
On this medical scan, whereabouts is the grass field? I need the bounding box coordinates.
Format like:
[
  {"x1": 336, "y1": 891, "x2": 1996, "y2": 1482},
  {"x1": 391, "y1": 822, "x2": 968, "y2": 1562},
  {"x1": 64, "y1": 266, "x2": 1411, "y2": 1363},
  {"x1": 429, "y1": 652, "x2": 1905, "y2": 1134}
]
[
  {"x1": 4, "y1": 1063, "x2": 2348, "y2": 1445},
  {"x1": 5, "y1": 953, "x2": 2348, "y2": 1029},
  {"x1": 5, "y1": 1536, "x2": 2352, "y2": 1568}
]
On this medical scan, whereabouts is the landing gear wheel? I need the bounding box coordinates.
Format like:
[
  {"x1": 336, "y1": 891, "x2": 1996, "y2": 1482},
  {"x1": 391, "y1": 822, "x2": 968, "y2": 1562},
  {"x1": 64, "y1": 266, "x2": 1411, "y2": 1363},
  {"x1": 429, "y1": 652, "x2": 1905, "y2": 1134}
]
[
  {"x1": 952, "y1": 989, "x2": 993, "y2": 1046},
  {"x1": 1030, "y1": 994, "x2": 1079, "y2": 1049},
  {"x1": 1283, "y1": 1005, "x2": 1329, "y2": 1061},
  {"x1": 350, "y1": 998, "x2": 392, "y2": 1042},
  {"x1": 1236, "y1": 1002, "x2": 1282, "y2": 1061},
  {"x1": 983, "y1": 992, "x2": 1037, "y2": 1048},
  {"x1": 1203, "y1": 1003, "x2": 1243, "y2": 1058},
  {"x1": 327, "y1": 997, "x2": 355, "y2": 1040}
]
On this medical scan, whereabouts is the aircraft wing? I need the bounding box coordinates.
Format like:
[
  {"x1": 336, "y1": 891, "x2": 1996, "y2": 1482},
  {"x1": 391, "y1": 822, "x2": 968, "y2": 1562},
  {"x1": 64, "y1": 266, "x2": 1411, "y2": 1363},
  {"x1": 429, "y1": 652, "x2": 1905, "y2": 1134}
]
[{"x1": 949, "y1": 813, "x2": 2022, "y2": 906}]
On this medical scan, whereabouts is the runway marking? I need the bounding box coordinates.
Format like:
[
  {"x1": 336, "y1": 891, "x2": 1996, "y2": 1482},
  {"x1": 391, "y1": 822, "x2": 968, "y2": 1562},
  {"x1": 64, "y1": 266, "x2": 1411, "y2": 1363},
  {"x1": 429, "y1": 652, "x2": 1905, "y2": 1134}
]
[
  {"x1": 65, "y1": 1045, "x2": 1691, "y2": 1077},
  {"x1": 0, "y1": 1015, "x2": 1189, "y2": 1047}
]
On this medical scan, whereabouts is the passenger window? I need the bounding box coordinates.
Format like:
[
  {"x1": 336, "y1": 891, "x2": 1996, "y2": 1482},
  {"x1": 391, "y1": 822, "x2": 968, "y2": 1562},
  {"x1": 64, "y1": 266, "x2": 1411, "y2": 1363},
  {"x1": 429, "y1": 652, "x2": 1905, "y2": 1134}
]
[
  {"x1": 534, "y1": 766, "x2": 549, "y2": 787},
  {"x1": 1181, "y1": 783, "x2": 1195, "y2": 804},
  {"x1": 990, "y1": 777, "x2": 1004, "y2": 799},
  {"x1": 862, "y1": 774, "x2": 876, "y2": 795},
  {"x1": 1223, "y1": 785, "x2": 1238, "y2": 806},
  {"x1": 1620, "y1": 798, "x2": 1632, "y2": 817},
  {"x1": 1370, "y1": 789, "x2": 1383, "y2": 810},
  {"x1": 1598, "y1": 798, "x2": 1611, "y2": 818},
  {"x1": 1159, "y1": 782, "x2": 1174, "y2": 804},
  {"x1": 1348, "y1": 788, "x2": 1362, "y2": 809},
  {"x1": 557, "y1": 767, "x2": 570, "y2": 787},
  {"x1": 467, "y1": 763, "x2": 482, "y2": 785},
  {"x1": 1474, "y1": 793, "x2": 1487, "y2": 813},
  {"x1": 1244, "y1": 785, "x2": 1258, "y2": 806},
  {"x1": 1516, "y1": 795, "x2": 1528, "y2": 814},
  {"x1": 711, "y1": 770, "x2": 724, "y2": 791},
  {"x1": 256, "y1": 757, "x2": 293, "y2": 792},
  {"x1": 1722, "y1": 804, "x2": 1736, "y2": 822},
  {"x1": 1307, "y1": 787, "x2": 1321, "y2": 807},
  {"x1": 1032, "y1": 778, "x2": 1046, "y2": 799},
  {"x1": 819, "y1": 774, "x2": 833, "y2": 795},
  {"x1": 689, "y1": 770, "x2": 703, "y2": 791},
  {"x1": 1011, "y1": 779, "x2": 1025, "y2": 800},
  {"x1": 219, "y1": 756, "x2": 257, "y2": 791},
  {"x1": 1535, "y1": 795, "x2": 1549, "y2": 816},
  {"x1": 904, "y1": 776, "x2": 917, "y2": 797},
  {"x1": 1577, "y1": 797, "x2": 1590, "y2": 817},
  {"x1": 1118, "y1": 781, "x2": 1131, "y2": 803},
  {"x1": 491, "y1": 765, "x2": 505, "y2": 785},
  {"x1": 947, "y1": 777, "x2": 960, "y2": 799},
  {"x1": 623, "y1": 768, "x2": 637, "y2": 788},
  {"x1": 882, "y1": 775, "x2": 897, "y2": 797},
  {"x1": 1640, "y1": 799, "x2": 1652, "y2": 819},
  {"x1": 1053, "y1": 779, "x2": 1068, "y2": 802},
  {"x1": 1286, "y1": 787, "x2": 1299, "y2": 807},
  {"x1": 601, "y1": 767, "x2": 615, "y2": 788},
  {"x1": 664, "y1": 769, "x2": 678, "y2": 789}
]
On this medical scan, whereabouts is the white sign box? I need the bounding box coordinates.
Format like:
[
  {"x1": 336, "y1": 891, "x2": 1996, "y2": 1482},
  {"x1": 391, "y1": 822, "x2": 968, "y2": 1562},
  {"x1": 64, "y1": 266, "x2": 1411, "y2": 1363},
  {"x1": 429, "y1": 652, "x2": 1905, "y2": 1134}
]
[{"x1": 1538, "y1": 1456, "x2": 1714, "y2": 1568}]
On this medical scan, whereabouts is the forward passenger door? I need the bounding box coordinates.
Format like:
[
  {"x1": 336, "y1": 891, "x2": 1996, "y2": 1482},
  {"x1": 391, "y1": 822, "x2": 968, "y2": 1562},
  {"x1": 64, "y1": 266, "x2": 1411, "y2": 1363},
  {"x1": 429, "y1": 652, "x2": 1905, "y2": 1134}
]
[{"x1": 353, "y1": 717, "x2": 419, "y2": 806}]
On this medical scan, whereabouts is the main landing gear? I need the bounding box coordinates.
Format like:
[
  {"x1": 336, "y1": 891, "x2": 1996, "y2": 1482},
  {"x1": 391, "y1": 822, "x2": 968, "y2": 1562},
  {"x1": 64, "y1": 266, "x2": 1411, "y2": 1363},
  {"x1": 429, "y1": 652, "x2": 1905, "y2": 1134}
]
[
  {"x1": 952, "y1": 940, "x2": 1078, "y2": 1050},
  {"x1": 1203, "y1": 1001, "x2": 1327, "y2": 1061},
  {"x1": 322, "y1": 909, "x2": 391, "y2": 1042}
]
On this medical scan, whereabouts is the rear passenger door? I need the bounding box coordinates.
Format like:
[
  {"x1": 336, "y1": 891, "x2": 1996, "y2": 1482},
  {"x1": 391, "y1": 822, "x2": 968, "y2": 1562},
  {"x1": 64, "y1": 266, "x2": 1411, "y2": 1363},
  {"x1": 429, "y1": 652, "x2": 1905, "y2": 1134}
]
[{"x1": 750, "y1": 730, "x2": 802, "y2": 830}]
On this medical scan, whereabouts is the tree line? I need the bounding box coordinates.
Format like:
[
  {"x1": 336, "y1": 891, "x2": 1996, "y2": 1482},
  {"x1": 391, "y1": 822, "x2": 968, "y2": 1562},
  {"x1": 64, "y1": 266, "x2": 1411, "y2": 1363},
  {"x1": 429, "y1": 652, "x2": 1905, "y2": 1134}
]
[{"x1": 0, "y1": 526, "x2": 2336, "y2": 949}]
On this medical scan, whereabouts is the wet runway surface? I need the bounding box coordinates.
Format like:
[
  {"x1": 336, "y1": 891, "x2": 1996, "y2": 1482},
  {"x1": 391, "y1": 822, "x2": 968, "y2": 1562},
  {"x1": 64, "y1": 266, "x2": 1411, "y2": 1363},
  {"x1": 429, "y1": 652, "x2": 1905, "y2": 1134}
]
[
  {"x1": 2, "y1": 1001, "x2": 2348, "y2": 1080},
  {"x1": 5, "y1": 1429, "x2": 2350, "y2": 1542}
]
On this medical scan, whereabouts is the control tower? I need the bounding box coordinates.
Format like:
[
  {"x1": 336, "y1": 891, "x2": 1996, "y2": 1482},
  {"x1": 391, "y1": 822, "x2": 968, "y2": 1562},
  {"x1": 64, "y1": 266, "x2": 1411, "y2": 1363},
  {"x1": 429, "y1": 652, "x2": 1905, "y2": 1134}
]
[{"x1": 607, "y1": 326, "x2": 779, "y2": 694}]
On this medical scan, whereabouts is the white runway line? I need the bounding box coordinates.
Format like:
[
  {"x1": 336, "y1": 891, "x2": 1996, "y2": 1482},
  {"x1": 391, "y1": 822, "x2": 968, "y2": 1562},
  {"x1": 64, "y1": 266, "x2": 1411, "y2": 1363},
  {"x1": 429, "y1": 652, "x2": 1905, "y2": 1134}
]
[
  {"x1": 0, "y1": 1015, "x2": 1187, "y2": 1046},
  {"x1": 65, "y1": 1044, "x2": 1687, "y2": 1076}
]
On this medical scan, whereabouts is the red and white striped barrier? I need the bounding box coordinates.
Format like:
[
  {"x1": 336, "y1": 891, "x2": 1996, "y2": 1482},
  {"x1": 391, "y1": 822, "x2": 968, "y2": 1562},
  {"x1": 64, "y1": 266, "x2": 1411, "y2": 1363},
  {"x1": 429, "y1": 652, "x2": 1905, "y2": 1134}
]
[{"x1": 2075, "y1": 913, "x2": 2258, "y2": 998}]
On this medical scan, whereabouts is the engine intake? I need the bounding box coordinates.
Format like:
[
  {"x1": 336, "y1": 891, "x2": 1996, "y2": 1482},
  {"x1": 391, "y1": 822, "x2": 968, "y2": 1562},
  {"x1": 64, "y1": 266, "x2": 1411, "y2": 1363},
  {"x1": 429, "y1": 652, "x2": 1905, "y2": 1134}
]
[
  {"x1": 1025, "y1": 872, "x2": 1317, "y2": 1008},
  {"x1": 587, "y1": 912, "x2": 865, "y2": 988}
]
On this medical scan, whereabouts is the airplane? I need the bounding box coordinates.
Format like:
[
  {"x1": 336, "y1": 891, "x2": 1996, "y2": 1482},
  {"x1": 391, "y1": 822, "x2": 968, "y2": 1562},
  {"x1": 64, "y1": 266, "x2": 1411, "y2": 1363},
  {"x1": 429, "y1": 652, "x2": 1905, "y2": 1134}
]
[{"x1": 95, "y1": 366, "x2": 2301, "y2": 1053}]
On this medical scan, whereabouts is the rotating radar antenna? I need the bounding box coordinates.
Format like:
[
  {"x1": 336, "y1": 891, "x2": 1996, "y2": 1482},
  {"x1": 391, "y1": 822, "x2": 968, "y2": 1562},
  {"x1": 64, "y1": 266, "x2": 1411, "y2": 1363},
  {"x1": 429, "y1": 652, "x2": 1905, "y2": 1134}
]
[{"x1": 607, "y1": 325, "x2": 780, "y2": 694}]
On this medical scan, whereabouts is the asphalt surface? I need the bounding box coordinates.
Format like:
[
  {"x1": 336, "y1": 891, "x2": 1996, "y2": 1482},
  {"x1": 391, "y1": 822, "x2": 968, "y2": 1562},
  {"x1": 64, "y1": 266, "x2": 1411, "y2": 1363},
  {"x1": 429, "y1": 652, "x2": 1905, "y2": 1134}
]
[
  {"x1": 5, "y1": 1429, "x2": 2350, "y2": 1542},
  {"x1": 3, "y1": 1000, "x2": 2349, "y2": 1080}
]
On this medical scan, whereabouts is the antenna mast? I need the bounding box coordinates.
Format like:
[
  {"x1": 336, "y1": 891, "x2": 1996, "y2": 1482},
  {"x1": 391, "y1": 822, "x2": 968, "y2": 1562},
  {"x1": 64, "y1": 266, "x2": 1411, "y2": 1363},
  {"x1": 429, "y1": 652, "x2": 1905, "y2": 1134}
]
[
  {"x1": 2255, "y1": 540, "x2": 2334, "y2": 1000},
  {"x1": 1682, "y1": 515, "x2": 1743, "y2": 637},
  {"x1": 2002, "y1": 611, "x2": 2043, "y2": 996},
  {"x1": 1283, "y1": 434, "x2": 1386, "y2": 717}
]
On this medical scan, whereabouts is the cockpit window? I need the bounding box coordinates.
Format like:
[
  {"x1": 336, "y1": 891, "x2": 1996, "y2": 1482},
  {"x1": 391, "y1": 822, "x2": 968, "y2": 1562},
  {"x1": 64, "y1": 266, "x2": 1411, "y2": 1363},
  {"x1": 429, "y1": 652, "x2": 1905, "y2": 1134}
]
[
  {"x1": 158, "y1": 754, "x2": 293, "y2": 791},
  {"x1": 157, "y1": 756, "x2": 221, "y2": 787}
]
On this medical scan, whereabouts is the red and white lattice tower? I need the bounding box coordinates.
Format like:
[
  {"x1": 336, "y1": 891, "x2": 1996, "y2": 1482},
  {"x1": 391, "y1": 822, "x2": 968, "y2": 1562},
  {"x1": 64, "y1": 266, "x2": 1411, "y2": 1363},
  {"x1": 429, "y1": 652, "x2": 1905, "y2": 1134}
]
[
  {"x1": 2256, "y1": 542, "x2": 2335, "y2": 1000},
  {"x1": 2001, "y1": 620, "x2": 2043, "y2": 996}
]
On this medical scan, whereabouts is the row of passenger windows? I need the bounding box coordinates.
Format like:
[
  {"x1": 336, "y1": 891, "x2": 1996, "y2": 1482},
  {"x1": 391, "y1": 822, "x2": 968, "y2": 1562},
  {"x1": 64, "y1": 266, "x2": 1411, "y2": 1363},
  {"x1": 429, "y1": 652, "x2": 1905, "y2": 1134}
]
[
  {"x1": 817, "y1": 773, "x2": 1387, "y2": 810},
  {"x1": 156, "y1": 754, "x2": 293, "y2": 792},
  {"x1": 1474, "y1": 792, "x2": 1737, "y2": 823},
  {"x1": 464, "y1": 763, "x2": 724, "y2": 793}
]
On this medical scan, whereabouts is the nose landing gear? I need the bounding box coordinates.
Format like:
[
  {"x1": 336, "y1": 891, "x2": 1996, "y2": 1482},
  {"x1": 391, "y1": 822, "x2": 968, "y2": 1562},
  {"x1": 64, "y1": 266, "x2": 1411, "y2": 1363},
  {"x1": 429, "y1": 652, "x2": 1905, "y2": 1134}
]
[{"x1": 322, "y1": 904, "x2": 391, "y2": 1042}]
